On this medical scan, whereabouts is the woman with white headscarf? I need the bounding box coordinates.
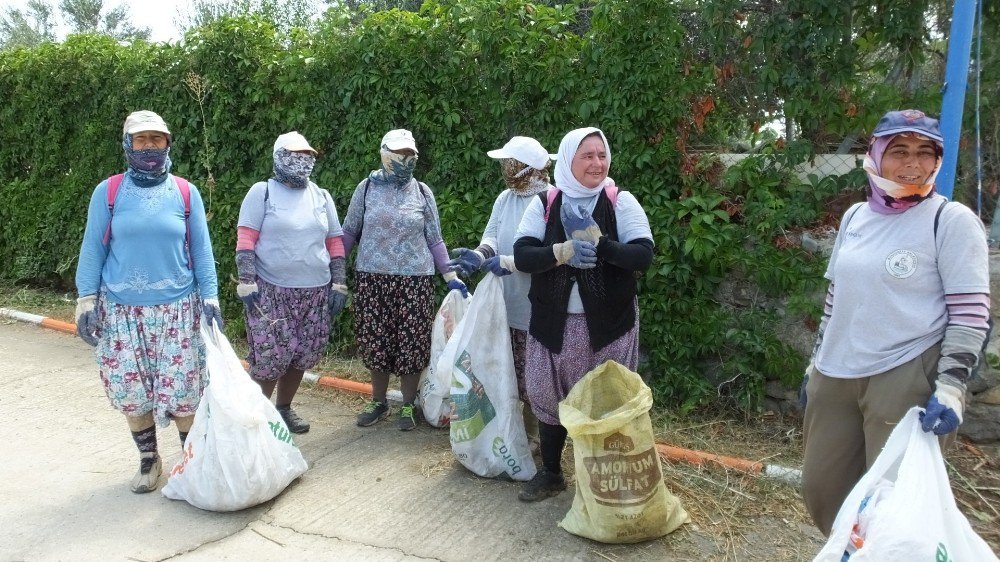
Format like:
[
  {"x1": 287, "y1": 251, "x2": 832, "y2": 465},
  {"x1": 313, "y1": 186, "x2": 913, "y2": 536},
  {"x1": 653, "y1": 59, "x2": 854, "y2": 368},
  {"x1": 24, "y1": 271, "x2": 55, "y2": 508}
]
[
  {"x1": 800, "y1": 110, "x2": 991, "y2": 535},
  {"x1": 512, "y1": 127, "x2": 654, "y2": 501}
]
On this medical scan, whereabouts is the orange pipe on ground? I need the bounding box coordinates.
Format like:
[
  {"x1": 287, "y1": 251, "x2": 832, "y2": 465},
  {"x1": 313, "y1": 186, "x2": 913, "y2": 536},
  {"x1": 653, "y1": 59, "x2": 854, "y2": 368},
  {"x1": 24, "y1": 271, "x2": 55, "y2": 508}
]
[
  {"x1": 39, "y1": 318, "x2": 78, "y2": 335},
  {"x1": 315, "y1": 376, "x2": 372, "y2": 396},
  {"x1": 656, "y1": 442, "x2": 764, "y2": 474}
]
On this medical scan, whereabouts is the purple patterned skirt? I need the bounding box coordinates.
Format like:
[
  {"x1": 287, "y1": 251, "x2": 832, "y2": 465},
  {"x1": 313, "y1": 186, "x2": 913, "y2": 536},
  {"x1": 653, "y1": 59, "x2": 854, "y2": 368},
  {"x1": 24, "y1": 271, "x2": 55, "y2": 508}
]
[
  {"x1": 525, "y1": 311, "x2": 639, "y2": 426},
  {"x1": 245, "y1": 278, "x2": 330, "y2": 381},
  {"x1": 354, "y1": 272, "x2": 434, "y2": 376}
]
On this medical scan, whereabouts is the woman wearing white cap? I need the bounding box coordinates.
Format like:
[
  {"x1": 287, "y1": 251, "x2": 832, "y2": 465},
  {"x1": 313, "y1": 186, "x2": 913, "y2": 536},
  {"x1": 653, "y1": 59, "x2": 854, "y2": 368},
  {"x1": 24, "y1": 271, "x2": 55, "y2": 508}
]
[
  {"x1": 341, "y1": 129, "x2": 467, "y2": 431},
  {"x1": 75, "y1": 110, "x2": 221, "y2": 494},
  {"x1": 801, "y1": 109, "x2": 991, "y2": 534},
  {"x1": 447, "y1": 136, "x2": 555, "y2": 445},
  {"x1": 235, "y1": 131, "x2": 346, "y2": 434},
  {"x1": 512, "y1": 127, "x2": 654, "y2": 501}
]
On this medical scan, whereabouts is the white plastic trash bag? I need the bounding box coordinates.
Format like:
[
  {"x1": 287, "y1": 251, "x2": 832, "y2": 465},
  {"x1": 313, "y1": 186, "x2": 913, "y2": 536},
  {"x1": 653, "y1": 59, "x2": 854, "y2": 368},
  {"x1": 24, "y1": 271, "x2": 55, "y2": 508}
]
[
  {"x1": 439, "y1": 274, "x2": 536, "y2": 481},
  {"x1": 814, "y1": 407, "x2": 998, "y2": 561},
  {"x1": 162, "y1": 324, "x2": 309, "y2": 511},
  {"x1": 417, "y1": 289, "x2": 470, "y2": 427}
]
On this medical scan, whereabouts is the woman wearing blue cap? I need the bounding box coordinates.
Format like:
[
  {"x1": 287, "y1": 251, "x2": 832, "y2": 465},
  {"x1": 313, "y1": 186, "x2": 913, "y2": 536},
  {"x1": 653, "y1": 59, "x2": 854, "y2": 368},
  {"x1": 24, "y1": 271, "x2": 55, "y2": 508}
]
[{"x1": 800, "y1": 109, "x2": 991, "y2": 534}]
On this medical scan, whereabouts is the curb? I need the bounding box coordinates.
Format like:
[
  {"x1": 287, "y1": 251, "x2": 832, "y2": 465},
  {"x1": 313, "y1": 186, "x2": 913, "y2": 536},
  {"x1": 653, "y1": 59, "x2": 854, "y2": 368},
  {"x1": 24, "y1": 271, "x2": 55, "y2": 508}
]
[{"x1": 0, "y1": 306, "x2": 801, "y2": 485}]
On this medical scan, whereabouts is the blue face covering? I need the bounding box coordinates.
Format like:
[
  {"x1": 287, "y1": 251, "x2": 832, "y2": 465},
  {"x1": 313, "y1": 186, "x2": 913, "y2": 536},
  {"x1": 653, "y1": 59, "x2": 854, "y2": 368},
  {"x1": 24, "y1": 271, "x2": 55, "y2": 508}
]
[{"x1": 122, "y1": 134, "x2": 171, "y2": 187}]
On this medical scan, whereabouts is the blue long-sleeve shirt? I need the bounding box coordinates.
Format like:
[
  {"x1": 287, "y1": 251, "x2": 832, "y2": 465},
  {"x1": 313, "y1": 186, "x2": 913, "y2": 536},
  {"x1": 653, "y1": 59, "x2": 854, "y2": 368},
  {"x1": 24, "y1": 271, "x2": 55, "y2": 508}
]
[{"x1": 75, "y1": 174, "x2": 219, "y2": 305}]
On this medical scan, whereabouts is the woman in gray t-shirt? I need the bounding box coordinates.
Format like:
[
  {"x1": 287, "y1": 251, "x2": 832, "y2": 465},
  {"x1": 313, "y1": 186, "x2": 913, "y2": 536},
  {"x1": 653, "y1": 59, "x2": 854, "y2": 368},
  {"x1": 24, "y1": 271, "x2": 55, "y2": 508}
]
[
  {"x1": 800, "y1": 110, "x2": 991, "y2": 535},
  {"x1": 341, "y1": 129, "x2": 467, "y2": 431}
]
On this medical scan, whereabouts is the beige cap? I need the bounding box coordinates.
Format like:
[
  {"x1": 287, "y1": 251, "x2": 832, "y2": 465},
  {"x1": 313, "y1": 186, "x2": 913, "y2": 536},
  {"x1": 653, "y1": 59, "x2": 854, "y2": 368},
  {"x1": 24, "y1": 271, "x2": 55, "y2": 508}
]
[
  {"x1": 123, "y1": 110, "x2": 170, "y2": 135},
  {"x1": 381, "y1": 129, "x2": 418, "y2": 153},
  {"x1": 273, "y1": 131, "x2": 317, "y2": 155}
]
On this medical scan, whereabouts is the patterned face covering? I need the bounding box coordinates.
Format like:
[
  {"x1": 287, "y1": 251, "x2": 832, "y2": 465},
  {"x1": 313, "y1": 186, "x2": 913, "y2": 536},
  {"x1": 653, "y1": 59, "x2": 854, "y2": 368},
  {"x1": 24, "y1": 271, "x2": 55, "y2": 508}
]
[
  {"x1": 122, "y1": 134, "x2": 171, "y2": 187},
  {"x1": 273, "y1": 148, "x2": 316, "y2": 189},
  {"x1": 500, "y1": 158, "x2": 549, "y2": 196},
  {"x1": 380, "y1": 147, "x2": 417, "y2": 186}
]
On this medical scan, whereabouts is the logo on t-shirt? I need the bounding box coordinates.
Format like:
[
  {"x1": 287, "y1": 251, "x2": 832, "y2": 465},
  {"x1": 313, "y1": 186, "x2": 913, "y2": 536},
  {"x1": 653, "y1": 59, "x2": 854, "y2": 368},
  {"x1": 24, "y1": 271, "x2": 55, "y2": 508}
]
[{"x1": 885, "y1": 249, "x2": 917, "y2": 279}]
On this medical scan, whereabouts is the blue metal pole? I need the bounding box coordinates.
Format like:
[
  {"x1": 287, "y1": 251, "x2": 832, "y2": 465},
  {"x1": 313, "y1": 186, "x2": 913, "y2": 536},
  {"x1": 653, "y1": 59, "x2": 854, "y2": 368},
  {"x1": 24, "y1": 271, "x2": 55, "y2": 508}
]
[{"x1": 937, "y1": 0, "x2": 978, "y2": 200}]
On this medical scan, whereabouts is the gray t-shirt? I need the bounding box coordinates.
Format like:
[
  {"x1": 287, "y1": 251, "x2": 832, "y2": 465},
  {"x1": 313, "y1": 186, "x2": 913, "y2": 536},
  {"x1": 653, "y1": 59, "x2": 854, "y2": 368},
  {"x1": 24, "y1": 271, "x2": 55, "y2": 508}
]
[
  {"x1": 479, "y1": 189, "x2": 539, "y2": 331},
  {"x1": 816, "y1": 195, "x2": 990, "y2": 378},
  {"x1": 515, "y1": 189, "x2": 653, "y2": 313},
  {"x1": 237, "y1": 179, "x2": 343, "y2": 288}
]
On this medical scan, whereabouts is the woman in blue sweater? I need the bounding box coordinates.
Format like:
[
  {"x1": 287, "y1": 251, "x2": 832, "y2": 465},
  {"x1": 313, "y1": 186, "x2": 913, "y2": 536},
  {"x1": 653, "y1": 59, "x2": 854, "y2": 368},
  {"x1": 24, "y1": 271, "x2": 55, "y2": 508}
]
[{"x1": 74, "y1": 110, "x2": 221, "y2": 494}]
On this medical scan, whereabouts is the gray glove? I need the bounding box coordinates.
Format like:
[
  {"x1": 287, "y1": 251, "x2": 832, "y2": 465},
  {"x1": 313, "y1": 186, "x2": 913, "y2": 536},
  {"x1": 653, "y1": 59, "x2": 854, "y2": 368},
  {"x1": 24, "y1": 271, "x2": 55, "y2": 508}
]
[
  {"x1": 75, "y1": 295, "x2": 99, "y2": 346},
  {"x1": 329, "y1": 256, "x2": 348, "y2": 320},
  {"x1": 552, "y1": 239, "x2": 597, "y2": 269}
]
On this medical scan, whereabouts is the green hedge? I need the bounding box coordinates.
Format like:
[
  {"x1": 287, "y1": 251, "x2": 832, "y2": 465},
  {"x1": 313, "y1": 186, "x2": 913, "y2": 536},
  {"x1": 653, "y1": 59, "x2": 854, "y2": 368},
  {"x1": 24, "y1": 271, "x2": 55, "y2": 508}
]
[{"x1": 0, "y1": 1, "x2": 840, "y2": 410}]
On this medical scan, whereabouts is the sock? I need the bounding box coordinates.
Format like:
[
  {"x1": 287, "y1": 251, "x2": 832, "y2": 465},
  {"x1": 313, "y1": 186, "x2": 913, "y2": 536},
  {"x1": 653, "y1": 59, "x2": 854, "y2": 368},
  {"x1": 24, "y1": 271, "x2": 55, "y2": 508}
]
[
  {"x1": 131, "y1": 426, "x2": 157, "y2": 455},
  {"x1": 538, "y1": 422, "x2": 567, "y2": 475},
  {"x1": 178, "y1": 431, "x2": 189, "y2": 447}
]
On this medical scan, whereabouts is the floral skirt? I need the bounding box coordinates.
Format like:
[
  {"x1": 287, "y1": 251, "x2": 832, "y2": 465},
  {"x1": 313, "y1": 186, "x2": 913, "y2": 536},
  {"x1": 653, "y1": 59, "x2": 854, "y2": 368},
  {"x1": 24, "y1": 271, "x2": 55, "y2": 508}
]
[
  {"x1": 245, "y1": 278, "x2": 330, "y2": 381},
  {"x1": 354, "y1": 272, "x2": 434, "y2": 376},
  {"x1": 525, "y1": 312, "x2": 639, "y2": 426},
  {"x1": 95, "y1": 291, "x2": 206, "y2": 427}
]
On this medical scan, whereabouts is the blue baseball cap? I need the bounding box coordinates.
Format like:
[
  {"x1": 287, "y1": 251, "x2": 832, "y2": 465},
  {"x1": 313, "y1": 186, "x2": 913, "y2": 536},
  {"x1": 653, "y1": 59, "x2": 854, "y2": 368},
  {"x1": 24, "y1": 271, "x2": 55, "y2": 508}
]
[{"x1": 872, "y1": 109, "x2": 943, "y2": 143}]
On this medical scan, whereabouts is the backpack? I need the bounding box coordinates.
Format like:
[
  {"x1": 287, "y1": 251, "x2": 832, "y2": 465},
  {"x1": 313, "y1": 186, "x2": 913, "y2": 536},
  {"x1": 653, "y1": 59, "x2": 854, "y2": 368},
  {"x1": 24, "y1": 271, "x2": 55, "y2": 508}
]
[
  {"x1": 102, "y1": 173, "x2": 193, "y2": 269},
  {"x1": 542, "y1": 184, "x2": 619, "y2": 223}
]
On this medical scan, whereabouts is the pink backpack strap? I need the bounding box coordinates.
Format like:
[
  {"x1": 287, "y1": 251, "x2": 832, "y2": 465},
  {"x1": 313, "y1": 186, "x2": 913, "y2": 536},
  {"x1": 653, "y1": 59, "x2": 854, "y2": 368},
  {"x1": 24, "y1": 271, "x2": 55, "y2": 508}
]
[
  {"x1": 604, "y1": 183, "x2": 619, "y2": 207},
  {"x1": 101, "y1": 174, "x2": 125, "y2": 245},
  {"x1": 172, "y1": 175, "x2": 193, "y2": 270},
  {"x1": 543, "y1": 188, "x2": 560, "y2": 222}
]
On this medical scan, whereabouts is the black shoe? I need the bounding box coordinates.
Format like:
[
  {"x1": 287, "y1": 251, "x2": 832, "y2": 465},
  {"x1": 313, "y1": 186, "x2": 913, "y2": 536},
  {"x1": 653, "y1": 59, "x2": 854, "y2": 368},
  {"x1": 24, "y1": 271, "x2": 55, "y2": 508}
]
[
  {"x1": 356, "y1": 400, "x2": 390, "y2": 427},
  {"x1": 398, "y1": 403, "x2": 417, "y2": 431},
  {"x1": 518, "y1": 468, "x2": 567, "y2": 502},
  {"x1": 277, "y1": 405, "x2": 310, "y2": 434}
]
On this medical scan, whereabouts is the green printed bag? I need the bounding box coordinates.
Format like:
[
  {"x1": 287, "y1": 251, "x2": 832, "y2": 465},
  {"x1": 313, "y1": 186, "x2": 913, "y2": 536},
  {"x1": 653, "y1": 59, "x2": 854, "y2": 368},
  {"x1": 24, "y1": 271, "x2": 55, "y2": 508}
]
[{"x1": 558, "y1": 360, "x2": 689, "y2": 543}]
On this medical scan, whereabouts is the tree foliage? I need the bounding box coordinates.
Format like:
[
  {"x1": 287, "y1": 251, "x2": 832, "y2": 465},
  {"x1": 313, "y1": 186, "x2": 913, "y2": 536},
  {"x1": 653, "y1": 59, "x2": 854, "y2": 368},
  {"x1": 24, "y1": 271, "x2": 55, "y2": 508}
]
[
  {"x1": 0, "y1": 0, "x2": 148, "y2": 48},
  {"x1": 0, "y1": 0, "x2": 57, "y2": 49},
  {"x1": 0, "y1": 0, "x2": 990, "y2": 412}
]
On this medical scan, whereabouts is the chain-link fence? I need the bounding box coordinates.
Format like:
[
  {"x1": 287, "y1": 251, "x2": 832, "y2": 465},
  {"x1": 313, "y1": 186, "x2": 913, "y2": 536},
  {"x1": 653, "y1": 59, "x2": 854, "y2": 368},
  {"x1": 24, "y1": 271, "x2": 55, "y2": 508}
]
[{"x1": 716, "y1": 152, "x2": 863, "y2": 183}]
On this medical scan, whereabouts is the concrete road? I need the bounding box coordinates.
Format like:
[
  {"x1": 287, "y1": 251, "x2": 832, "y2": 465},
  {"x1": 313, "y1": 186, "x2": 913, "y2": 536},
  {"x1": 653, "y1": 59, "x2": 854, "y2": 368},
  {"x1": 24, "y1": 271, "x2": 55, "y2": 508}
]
[{"x1": 0, "y1": 321, "x2": 716, "y2": 562}]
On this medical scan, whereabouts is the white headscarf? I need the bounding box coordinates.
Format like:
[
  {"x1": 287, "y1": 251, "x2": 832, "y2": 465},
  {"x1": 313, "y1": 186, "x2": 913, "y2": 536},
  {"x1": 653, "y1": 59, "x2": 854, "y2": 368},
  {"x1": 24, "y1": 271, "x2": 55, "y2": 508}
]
[{"x1": 554, "y1": 127, "x2": 613, "y2": 199}]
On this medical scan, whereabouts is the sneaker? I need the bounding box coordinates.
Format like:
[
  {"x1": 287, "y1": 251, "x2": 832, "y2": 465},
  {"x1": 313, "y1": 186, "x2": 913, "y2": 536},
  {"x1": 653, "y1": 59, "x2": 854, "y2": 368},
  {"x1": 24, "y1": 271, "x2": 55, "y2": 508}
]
[
  {"x1": 130, "y1": 453, "x2": 161, "y2": 494},
  {"x1": 398, "y1": 403, "x2": 417, "y2": 431},
  {"x1": 518, "y1": 468, "x2": 566, "y2": 502},
  {"x1": 277, "y1": 405, "x2": 310, "y2": 434},
  {"x1": 356, "y1": 400, "x2": 390, "y2": 427}
]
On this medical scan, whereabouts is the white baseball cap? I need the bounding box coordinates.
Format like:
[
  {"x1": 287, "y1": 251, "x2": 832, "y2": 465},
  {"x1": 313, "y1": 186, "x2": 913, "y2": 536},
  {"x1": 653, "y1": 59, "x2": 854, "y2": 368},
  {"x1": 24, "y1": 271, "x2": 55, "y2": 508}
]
[
  {"x1": 381, "y1": 129, "x2": 418, "y2": 153},
  {"x1": 273, "y1": 131, "x2": 317, "y2": 155},
  {"x1": 123, "y1": 110, "x2": 170, "y2": 136},
  {"x1": 487, "y1": 136, "x2": 552, "y2": 170}
]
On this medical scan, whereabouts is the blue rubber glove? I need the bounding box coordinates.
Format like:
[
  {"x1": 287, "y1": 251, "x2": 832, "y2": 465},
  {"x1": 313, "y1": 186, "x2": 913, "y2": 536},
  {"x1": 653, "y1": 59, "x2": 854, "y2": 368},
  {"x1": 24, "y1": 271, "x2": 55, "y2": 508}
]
[
  {"x1": 236, "y1": 282, "x2": 259, "y2": 309},
  {"x1": 75, "y1": 295, "x2": 99, "y2": 347},
  {"x1": 920, "y1": 383, "x2": 964, "y2": 435},
  {"x1": 484, "y1": 255, "x2": 512, "y2": 277},
  {"x1": 447, "y1": 248, "x2": 485, "y2": 278},
  {"x1": 561, "y1": 203, "x2": 601, "y2": 242},
  {"x1": 799, "y1": 368, "x2": 810, "y2": 410},
  {"x1": 443, "y1": 272, "x2": 469, "y2": 297},
  {"x1": 553, "y1": 239, "x2": 597, "y2": 269},
  {"x1": 203, "y1": 298, "x2": 224, "y2": 330}
]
